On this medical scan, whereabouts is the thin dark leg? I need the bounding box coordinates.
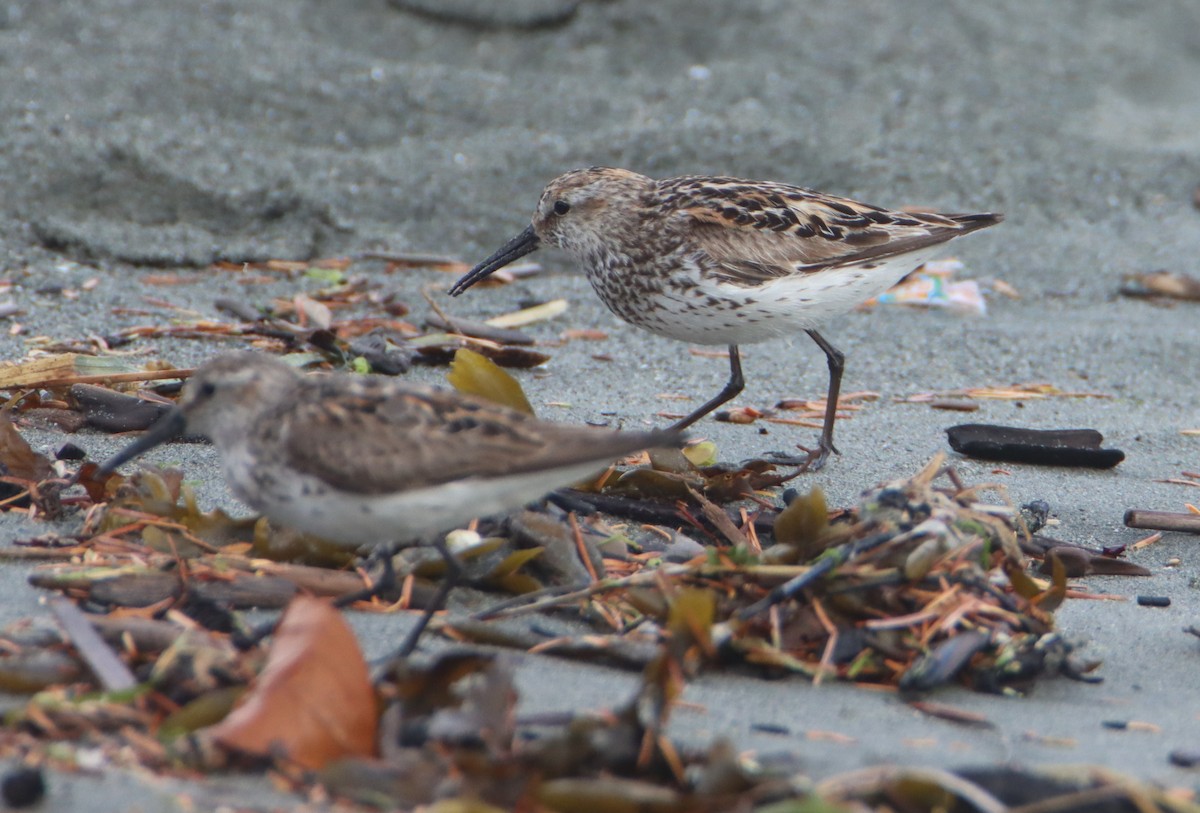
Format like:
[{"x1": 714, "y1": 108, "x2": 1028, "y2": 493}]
[
  {"x1": 801, "y1": 329, "x2": 845, "y2": 472},
  {"x1": 671, "y1": 344, "x2": 745, "y2": 430},
  {"x1": 334, "y1": 548, "x2": 398, "y2": 609},
  {"x1": 396, "y1": 537, "x2": 462, "y2": 657},
  {"x1": 236, "y1": 546, "x2": 399, "y2": 650}
]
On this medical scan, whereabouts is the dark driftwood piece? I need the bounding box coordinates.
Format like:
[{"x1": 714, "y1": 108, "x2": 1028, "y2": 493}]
[{"x1": 946, "y1": 424, "x2": 1124, "y2": 468}]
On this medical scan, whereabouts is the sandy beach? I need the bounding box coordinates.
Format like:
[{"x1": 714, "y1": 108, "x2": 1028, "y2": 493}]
[{"x1": 1, "y1": 1, "x2": 1199, "y2": 808}]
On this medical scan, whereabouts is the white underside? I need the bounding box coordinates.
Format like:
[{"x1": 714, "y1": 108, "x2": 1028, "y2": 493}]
[
  {"x1": 225, "y1": 453, "x2": 608, "y2": 550},
  {"x1": 643, "y1": 247, "x2": 942, "y2": 346}
]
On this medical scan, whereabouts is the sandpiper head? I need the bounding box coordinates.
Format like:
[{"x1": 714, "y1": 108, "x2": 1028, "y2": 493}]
[
  {"x1": 97, "y1": 353, "x2": 298, "y2": 475},
  {"x1": 448, "y1": 167, "x2": 654, "y2": 296},
  {"x1": 171, "y1": 353, "x2": 297, "y2": 441},
  {"x1": 530, "y1": 167, "x2": 653, "y2": 252}
]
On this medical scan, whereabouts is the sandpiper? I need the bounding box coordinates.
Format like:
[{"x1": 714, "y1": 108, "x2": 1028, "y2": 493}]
[
  {"x1": 450, "y1": 167, "x2": 1001, "y2": 470},
  {"x1": 98, "y1": 351, "x2": 682, "y2": 652}
]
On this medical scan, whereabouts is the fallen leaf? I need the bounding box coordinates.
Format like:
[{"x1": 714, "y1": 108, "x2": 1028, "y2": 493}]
[
  {"x1": 447, "y1": 348, "x2": 534, "y2": 415},
  {"x1": 0, "y1": 414, "x2": 54, "y2": 482},
  {"x1": 204, "y1": 596, "x2": 377, "y2": 769}
]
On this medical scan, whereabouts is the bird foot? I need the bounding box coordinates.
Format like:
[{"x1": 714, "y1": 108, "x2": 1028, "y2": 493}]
[
  {"x1": 761, "y1": 438, "x2": 838, "y2": 472},
  {"x1": 797, "y1": 439, "x2": 839, "y2": 472}
]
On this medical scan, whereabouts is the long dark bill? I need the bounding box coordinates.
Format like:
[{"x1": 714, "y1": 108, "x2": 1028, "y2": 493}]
[
  {"x1": 447, "y1": 225, "x2": 541, "y2": 296},
  {"x1": 96, "y1": 408, "x2": 188, "y2": 476}
]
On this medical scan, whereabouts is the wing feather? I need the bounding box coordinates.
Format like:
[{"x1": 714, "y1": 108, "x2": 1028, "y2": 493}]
[
  {"x1": 273, "y1": 377, "x2": 672, "y2": 494},
  {"x1": 658, "y1": 176, "x2": 1001, "y2": 286}
]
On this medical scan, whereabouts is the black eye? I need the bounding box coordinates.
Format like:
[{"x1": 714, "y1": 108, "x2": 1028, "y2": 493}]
[
  {"x1": 196, "y1": 381, "x2": 217, "y2": 398},
  {"x1": 553, "y1": 200, "x2": 571, "y2": 216}
]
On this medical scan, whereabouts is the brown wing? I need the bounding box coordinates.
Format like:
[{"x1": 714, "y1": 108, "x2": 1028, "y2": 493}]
[
  {"x1": 276, "y1": 376, "x2": 677, "y2": 494},
  {"x1": 658, "y1": 176, "x2": 1001, "y2": 286}
]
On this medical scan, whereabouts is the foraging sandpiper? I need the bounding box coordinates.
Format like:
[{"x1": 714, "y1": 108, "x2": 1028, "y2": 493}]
[
  {"x1": 98, "y1": 351, "x2": 682, "y2": 651},
  {"x1": 450, "y1": 167, "x2": 1001, "y2": 470}
]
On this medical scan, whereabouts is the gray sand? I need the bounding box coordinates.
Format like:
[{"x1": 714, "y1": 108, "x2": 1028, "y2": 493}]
[{"x1": 2, "y1": 0, "x2": 1199, "y2": 808}]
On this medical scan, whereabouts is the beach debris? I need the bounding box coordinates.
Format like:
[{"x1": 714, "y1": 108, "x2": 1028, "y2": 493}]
[
  {"x1": 1035, "y1": 545, "x2": 1150, "y2": 577},
  {"x1": 1125, "y1": 509, "x2": 1200, "y2": 535},
  {"x1": 424, "y1": 312, "x2": 536, "y2": 345},
  {"x1": 447, "y1": 348, "x2": 536, "y2": 414},
  {"x1": 861, "y1": 258, "x2": 1003, "y2": 314},
  {"x1": 200, "y1": 597, "x2": 377, "y2": 769},
  {"x1": 0, "y1": 354, "x2": 140, "y2": 389},
  {"x1": 1154, "y1": 470, "x2": 1200, "y2": 488},
  {"x1": 901, "y1": 382, "x2": 1111, "y2": 407},
  {"x1": 0, "y1": 766, "x2": 45, "y2": 809},
  {"x1": 47, "y1": 597, "x2": 136, "y2": 692},
  {"x1": 1119, "y1": 270, "x2": 1200, "y2": 302},
  {"x1": 1136, "y1": 596, "x2": 1171, "y2": 608},
  {"x1": 0, "y1": 420, "x2": 1166, "y2": 808},
  {"x1": 484, "y1": 298, "x2": 569, "y2": 329},
  {"x1": 67, "y1": 384, "x2": 173, "y2": 433},
  {"x1": 946, "y1": 424, "x2": 1125, "y2": 468}
]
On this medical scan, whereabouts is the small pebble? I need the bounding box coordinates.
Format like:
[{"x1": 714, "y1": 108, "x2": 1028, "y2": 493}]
[
  {"x1": 1136, "y1": 595, "x2": 1171, "y2": 607},
  {"x1": 1, "y1": 766, "x2": 46, "y2": 808},
  {"x1": 55, "y1": 443, "x2": 87, "y2": 461},
  {"x1": 750, "y1": 722, "x2": 791, "y2": 735},
  {"x1": 1168, "y1": 748, "x2": 1200, "y2": 768}
]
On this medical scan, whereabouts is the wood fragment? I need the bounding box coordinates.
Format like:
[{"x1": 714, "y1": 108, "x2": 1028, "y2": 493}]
[
  {"x1": 485, "y1": 298, "x2": 569, "y2": 328},
  {"x1": 1129, "y1": 532, "x2": 1163, "y2": 551},
  {"x1": 48, "y1": 597, "x2": 137, "y2": 691},
  {"x1": 1119, "y1": 270, "x2": 1200, "y2": 301},
  {"x1": 0, "y1": 354, "x2": 140, "y2": 389},
  {"x1": 45, "y1": 369, "x2": 193, "y2": 387},
  {"x1": 1123, "y1": 510, "x2": 1200, "y2": 534},
  {"x1": 907, "y1": 700, "x2": 994, "y2": 728},
  {"x1": 946, "y1": 424, "x2": 1124, "y2": 469},
  {"x1": 929, "y1": 399, "x2": 980, "y2": 412},
  {"x1": 355, "y1": 250, "x2": 466, "y2": 268},
  {"x1": 424, "y1": 313, "x2": 535, "y2": 345},
  {"x1": 69, "y1": 384, "x2": 172, "y2": 433}
]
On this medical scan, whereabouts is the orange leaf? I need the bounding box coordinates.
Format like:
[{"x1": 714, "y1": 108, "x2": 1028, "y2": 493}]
[
  {"x1": 206, "y1": 596, "x2": 377, "y2": 769},
  {"x1": 0, "y1": 414, "x2": 53, "y2": 481}
]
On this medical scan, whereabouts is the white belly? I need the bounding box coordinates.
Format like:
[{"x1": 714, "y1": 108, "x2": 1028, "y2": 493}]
[
  {"x1": 608, "y1": 248, "x2": 940, "y2": 346},
  {"x1": 223, "y1": 451, "x2": 608, "y2": 550}
]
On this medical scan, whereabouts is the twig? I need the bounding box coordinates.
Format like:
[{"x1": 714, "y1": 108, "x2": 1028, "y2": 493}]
[
  {"x1": 736, "y1": 531, "x2": 894, "y2": 620},
  {"x1": 472, "y1": 563, "x2": 694, "y2": 620}
]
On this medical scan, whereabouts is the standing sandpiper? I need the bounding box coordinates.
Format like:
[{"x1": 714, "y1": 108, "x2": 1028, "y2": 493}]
[
  {"x1": 450, "y1": 167, "x2": 1001, "y2": 470},
  {"x1": 98, "y1": 352, "x2": 682, "y2": 652}
]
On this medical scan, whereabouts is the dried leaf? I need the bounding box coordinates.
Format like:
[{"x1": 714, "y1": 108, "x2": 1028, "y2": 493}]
[
  {"x1": 1035, "y1": 551, "x2": 1068, "y2": 611},
  {"x1": 682, "y1": 441, "x2": 717, "y2": 468},
  {"x1": 204, "y1": 596, "x2": 377, "y2": 769},
  {"x1": 446, "y1": 348, "x2": 534, "y2": 415},
  {"x1": 0, "y1": 414, "x2": 53, "y2": 482},
  {"x1": 667, "y1": 588, "x2": 716, "y2": 657},
  {"x1": 159, "y1": 687, "x2": 245, "y2": 739},
  {"x1": 292, "y1": 293, "x2": 333, "y2": 331},
  {"x1": 773, "y1": 487, "x2": 830, "y2": 561}
]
